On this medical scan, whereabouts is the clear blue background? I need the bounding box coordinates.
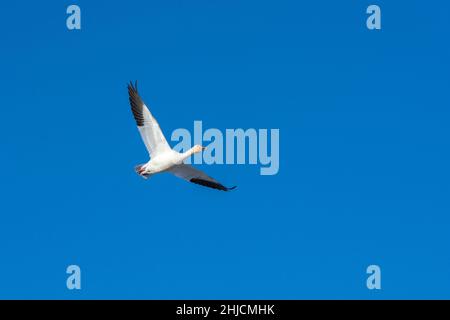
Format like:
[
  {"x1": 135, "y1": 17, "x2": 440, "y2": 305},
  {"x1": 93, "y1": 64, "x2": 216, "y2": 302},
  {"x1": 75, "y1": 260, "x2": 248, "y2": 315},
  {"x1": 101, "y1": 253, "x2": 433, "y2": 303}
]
[{"x1": 0, "y1": 1, "x2": 449, "y2": 299}]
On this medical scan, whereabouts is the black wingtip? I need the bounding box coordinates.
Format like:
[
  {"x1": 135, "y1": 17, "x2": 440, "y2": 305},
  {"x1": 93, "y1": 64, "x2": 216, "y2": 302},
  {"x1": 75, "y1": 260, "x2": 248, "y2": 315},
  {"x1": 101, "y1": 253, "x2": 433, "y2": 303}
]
[
  {"x1": 128, "y1": 80, "x2": 138, "y2": 93},
  {"x1": 189, "y1": 178, "x2": 237, "y2": 192}
]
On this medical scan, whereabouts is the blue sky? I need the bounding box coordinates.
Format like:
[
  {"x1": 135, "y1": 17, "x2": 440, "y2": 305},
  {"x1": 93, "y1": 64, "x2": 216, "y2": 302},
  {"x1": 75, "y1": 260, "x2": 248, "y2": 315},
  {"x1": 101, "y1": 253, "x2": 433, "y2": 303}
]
[{"x1": 0, "y1": 1, "x2": 449, "y2": 299}]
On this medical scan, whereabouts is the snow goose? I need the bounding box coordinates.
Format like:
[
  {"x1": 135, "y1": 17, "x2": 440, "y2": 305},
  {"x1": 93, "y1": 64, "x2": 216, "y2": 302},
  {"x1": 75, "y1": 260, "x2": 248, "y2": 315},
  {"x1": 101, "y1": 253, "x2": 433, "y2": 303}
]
[{"x1": 128, "y1": 81, "x2": 236, "y2": 191}]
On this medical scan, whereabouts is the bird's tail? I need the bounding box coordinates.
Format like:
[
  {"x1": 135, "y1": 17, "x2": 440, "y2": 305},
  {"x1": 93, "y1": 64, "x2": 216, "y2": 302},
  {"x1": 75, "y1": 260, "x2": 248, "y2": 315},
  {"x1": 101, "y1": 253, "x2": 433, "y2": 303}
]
[{"x1": 134, "y1": 164, "x2": 149, "y2": 179}]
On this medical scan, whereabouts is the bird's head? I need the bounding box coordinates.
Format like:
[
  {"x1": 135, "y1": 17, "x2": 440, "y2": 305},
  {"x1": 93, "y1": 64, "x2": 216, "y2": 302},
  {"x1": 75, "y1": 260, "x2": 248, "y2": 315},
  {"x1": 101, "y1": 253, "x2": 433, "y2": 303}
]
[{"x1": 193, "y1": 145, "x2": 207, "y2": 154}]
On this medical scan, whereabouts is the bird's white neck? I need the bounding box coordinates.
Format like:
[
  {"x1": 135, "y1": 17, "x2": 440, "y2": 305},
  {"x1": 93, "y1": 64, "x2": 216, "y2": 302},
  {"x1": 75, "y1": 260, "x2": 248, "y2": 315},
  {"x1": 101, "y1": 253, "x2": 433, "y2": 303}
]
[
  {"x1": 180, "y1": 145, "x2": 207, "y2": 163},
  {"x1": 180, "y1": 146, "x2": 199, "y2": 162}
]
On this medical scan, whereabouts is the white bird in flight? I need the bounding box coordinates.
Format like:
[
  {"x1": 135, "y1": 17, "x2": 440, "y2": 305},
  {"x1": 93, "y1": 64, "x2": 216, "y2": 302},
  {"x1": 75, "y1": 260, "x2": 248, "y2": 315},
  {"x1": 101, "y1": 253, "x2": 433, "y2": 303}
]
[{"x1": 128, "y1": 81, "x2": 236, "y2": 191}]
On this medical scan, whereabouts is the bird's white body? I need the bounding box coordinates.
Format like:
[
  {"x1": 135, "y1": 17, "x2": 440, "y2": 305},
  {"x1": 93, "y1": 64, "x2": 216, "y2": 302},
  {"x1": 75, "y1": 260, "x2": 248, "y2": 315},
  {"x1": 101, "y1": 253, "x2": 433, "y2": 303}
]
[
  {"x1": 145, "y1": 150, "x2": 182, "y2": 173},
  {"x1": 128, "y1": 82, "x2": 235, "y2": 191},
  {"x1": 139, "y1": 148, "x2": 195, "y2": 177}
]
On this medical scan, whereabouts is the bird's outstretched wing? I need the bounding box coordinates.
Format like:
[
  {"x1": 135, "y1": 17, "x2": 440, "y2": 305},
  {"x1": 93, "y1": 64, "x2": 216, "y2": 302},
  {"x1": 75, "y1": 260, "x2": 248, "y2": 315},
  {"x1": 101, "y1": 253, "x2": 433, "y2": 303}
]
[
  {"x1": 169, "y1": 164, "x2": 236, "y2": 191},
  {"x1": 128, "y1": 81, "x2": 171, "y2": 158}
]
